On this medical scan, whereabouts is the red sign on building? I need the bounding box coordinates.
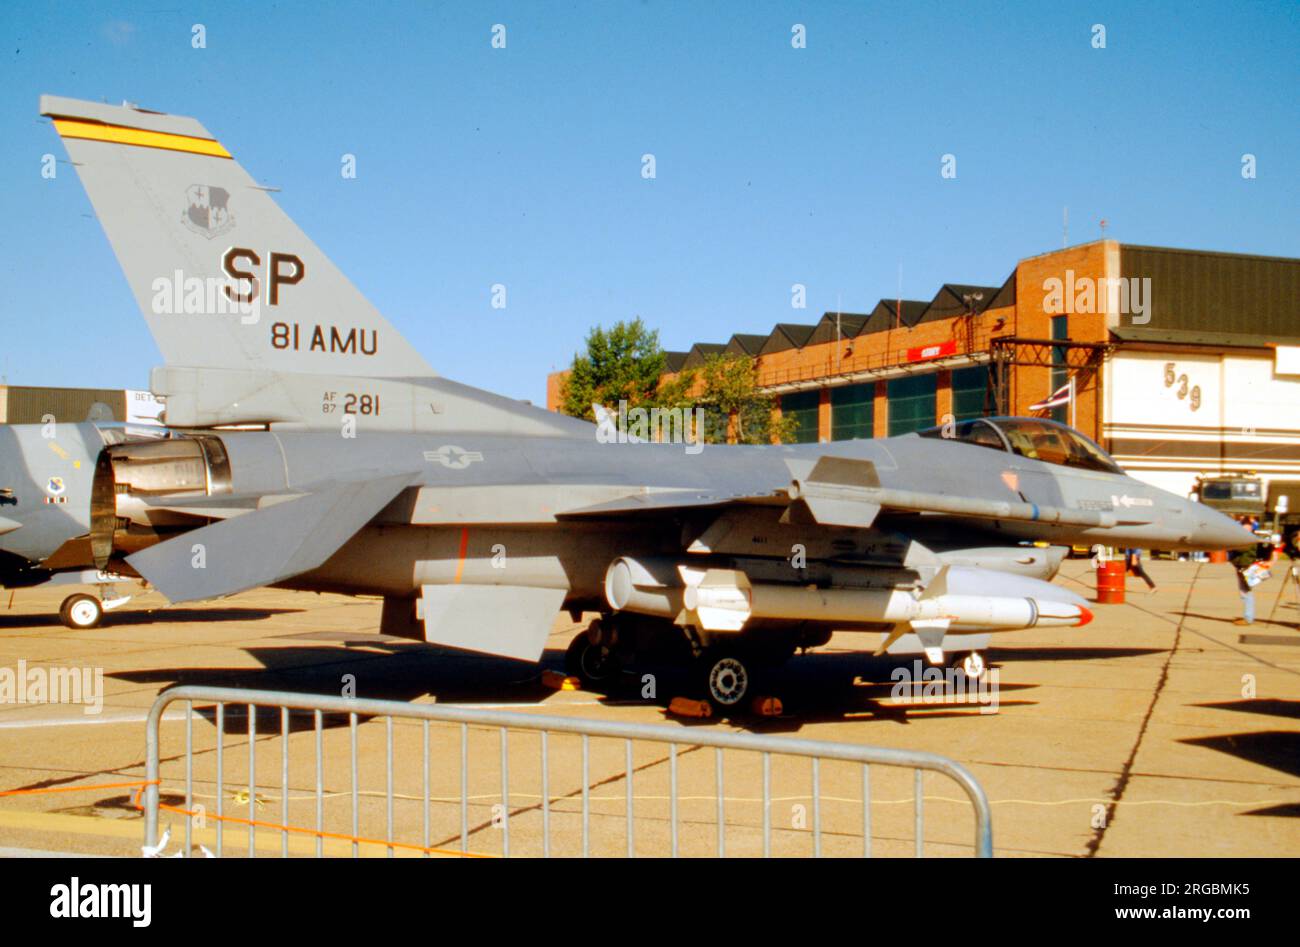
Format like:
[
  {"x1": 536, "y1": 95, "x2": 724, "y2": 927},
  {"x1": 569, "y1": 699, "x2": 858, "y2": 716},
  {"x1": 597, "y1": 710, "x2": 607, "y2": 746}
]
[{"x1": 905, "y1": 340, "x2": 957, "y2": 363}]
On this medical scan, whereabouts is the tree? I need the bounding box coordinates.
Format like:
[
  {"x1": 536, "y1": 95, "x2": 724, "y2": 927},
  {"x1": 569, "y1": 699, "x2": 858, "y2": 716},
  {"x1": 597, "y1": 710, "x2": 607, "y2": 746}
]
[
  {"x1": 559, "y1": 318, "x2": 692, "y2": 421},
  {"x1": 696, "y1": 352, "x2": 795, "y2": 444}
]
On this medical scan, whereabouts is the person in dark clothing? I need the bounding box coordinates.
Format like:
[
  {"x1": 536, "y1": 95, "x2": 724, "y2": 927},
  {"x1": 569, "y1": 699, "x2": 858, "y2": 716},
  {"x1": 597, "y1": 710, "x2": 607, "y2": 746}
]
[
  {"x1": 1231, "y1": 533, "x2": 1277, "y2": 626},
  {"x1": 1124, "y1": 548, "x2": 1157, "y2": 593}
]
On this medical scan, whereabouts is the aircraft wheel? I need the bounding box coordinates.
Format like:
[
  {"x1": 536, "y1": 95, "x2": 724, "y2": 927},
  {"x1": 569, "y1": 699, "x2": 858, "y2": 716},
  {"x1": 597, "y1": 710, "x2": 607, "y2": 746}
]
[
  {"x1": 696, "y1": 649, "x2": 755, "y2": 712},
  {"x1": 59, "y1": 594, "x2": 103, "y2": 630},
  {"x1": 564, "y1": 628, "x2": 619, "y2": 687},
  {"x1": 961, "y1": 652, "x2": 986, "y2": 680}
]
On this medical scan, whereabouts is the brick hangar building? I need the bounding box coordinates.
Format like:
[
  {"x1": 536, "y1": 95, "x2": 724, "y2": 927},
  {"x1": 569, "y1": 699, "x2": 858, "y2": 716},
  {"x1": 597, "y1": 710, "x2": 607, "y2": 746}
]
[{"x1": 547, "y1": 240, "x2": 1300, "y2": 501}]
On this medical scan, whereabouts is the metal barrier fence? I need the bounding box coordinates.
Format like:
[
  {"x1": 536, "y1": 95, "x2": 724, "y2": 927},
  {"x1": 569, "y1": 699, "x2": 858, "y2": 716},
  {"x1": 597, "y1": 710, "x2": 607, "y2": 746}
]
[{"x1": 144, "y1": 685, "x2": 993, "y2": 857}]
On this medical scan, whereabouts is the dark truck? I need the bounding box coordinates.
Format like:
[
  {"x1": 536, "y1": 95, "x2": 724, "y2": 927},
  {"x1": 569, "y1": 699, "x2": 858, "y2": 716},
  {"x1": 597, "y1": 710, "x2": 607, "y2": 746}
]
[{"x1": 1195, "y1": 473, "x2": 1299, "y2": 556}]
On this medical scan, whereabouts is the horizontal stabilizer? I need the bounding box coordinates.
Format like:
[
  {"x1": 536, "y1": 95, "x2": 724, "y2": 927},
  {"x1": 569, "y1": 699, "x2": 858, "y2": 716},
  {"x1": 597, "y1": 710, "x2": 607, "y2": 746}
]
[
  {"x1": 138, "y1": 491, "x2": 276, "y2": 519},
  {"x1": 127, "y1": 472, "x2": 414, "y2": 602},
  {"x1": 420, "y1": 584, "x2": 566, "y2": 662}
]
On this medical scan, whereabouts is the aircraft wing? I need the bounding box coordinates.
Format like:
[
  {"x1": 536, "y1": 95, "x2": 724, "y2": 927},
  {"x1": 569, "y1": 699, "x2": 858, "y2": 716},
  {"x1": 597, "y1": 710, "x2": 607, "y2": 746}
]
[{"x1": 126, "y1": 472, "x2": 415, "y2": 602}]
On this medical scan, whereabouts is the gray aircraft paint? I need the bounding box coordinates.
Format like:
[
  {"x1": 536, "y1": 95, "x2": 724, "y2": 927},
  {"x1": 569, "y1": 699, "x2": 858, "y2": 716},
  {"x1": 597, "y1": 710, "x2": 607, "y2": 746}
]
[
  {"x1": 0, "y1": 423, "x2": 105, "y2": 578},
  {"x1": 41, "y1": 95, "x2": 1254, "y2": 667},
  {"x1": 40, "y1": 95, "x2": 430, "y2": 381}
]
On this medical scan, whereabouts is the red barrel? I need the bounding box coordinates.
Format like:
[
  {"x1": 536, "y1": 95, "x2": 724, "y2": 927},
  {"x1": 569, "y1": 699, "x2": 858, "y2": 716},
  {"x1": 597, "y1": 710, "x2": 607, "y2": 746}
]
[
  {"x1": 1096, "y1": 559, "x2": 1126, "y2": 604},
  {"x1": 1209, "y1": 550, "x2": 1228, "y2": 564}
]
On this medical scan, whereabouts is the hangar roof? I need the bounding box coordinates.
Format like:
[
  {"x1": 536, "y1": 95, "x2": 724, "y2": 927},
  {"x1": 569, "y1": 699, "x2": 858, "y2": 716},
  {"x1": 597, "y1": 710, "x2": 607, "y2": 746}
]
[
  {"x1": 682, "y1": 342, "x2": 727, "y2": 369},
  {"x1": 725, "y1": 334, "x2": 768, "y2": 356},
  {"x1": 863, "y1": 299, "x2": 930, "y2": 332},
  {"x1": 1116, "y1": 245, "x2": 1300, "y2": 344},
  {"x1": 658, "y1": 244, "x2": 1299, "y2": 372},
  {"x1": 808, "y1": 312, "x2": 872, "y2": 345},
  {"x1": 915, "y1": 283, "x2": 1004, "y2": 326},
  {"x1": 663, "y1": 351, "x2": 689, "y2": 373},
  {"x1": 986, "y1": 271, "x2": 1016, "y2": 310},
  {"x1": 759, "y1": 323, "x2": 818, "y2": 355}
]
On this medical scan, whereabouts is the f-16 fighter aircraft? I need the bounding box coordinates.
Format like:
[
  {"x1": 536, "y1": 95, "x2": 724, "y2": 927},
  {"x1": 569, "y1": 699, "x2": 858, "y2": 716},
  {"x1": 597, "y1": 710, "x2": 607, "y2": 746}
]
[
  {"x1": 0, "y1": 421, "x2": 143, "y2": 627},
  {"x1": 40, "y1": 94, "x2": 1252, "y2": 708}
]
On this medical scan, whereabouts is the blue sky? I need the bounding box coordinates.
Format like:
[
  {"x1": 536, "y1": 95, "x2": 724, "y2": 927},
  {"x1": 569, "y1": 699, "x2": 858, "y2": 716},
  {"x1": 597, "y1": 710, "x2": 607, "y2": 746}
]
[{"x1": 1, "y1": 1, "x2": 1296, "y2": 404}]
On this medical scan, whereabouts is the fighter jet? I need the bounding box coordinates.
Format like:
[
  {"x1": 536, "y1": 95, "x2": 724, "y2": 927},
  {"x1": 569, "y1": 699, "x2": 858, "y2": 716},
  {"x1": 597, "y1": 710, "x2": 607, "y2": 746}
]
[
  {"x1": 39, "y1": 94, "x2": 1252, "y2": 708},
  {"x1": 0, "y1": 421, "x2": 142, "y2": 627}
]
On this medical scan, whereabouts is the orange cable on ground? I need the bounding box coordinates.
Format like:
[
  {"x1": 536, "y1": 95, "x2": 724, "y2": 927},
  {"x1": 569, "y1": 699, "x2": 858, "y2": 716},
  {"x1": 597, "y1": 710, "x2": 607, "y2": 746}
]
[
  {"x1": 1, "y1": 779, "x2": 491, "y2": 857},
  {"x1": 0, "y1": 779, "x2": 155, "y2": 798},
  {"x1": 150, "y1": 798, "x2": 494, "y2": 858}
]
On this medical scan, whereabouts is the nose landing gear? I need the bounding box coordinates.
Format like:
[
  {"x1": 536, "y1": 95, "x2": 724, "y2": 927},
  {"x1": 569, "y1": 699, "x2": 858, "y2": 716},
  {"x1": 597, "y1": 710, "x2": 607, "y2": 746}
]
[
  {"x1": 56, "y1": 582, "x2": 132, "y2": 630},
  {"x1": 59, "y1": 593, "x2": 103, "y2": 629}
]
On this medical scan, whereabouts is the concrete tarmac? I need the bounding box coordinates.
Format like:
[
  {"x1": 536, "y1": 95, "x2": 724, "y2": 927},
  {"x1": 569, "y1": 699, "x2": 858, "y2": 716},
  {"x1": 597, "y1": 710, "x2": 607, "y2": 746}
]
[{"x1": 0, "y1": 558, "x2": 1297, "y2": 857}]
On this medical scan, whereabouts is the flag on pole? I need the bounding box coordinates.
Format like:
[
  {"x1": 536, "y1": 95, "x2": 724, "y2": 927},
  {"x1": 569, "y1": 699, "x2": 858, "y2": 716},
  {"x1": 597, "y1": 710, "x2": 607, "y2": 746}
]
[{"x1": 1030, "y1": 376, "x2": 1076, "y2": 412}]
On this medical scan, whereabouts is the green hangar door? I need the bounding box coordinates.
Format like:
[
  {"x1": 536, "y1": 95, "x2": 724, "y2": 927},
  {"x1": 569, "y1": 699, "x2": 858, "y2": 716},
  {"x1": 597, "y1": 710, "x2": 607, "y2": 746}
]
[
  {"x1": 781, "y1": 390, "x2": 821, "y2": 443},
  {"x1": 951, "y1": 365, "x2": 990, "y2": 421},
  {"x1": 887, "y1": 373, "x2": 937, "y2": 436},
  {"x1": 831, "y1": 383, "x2": 874, "y2": 440}
]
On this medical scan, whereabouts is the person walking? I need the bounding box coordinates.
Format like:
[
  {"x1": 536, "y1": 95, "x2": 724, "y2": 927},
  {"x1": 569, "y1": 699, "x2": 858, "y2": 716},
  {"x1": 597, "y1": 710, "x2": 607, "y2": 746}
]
[{"x1": 1124, "y1": 547, "x2": 1157, "y2": 593}]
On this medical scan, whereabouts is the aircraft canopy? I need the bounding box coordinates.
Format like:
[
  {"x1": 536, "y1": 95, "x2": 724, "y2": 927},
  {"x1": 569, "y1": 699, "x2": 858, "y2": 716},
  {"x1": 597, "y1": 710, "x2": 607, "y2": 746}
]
[{"x1": 918, "y1": 417, "x2": 1124, "y2": 475}]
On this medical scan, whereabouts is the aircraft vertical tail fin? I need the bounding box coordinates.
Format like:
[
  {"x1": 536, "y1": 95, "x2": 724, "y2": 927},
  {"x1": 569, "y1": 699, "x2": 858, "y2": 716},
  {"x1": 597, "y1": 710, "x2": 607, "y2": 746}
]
[{"x1": 40, "y1": 94, "x2": 432, "y2": 381}]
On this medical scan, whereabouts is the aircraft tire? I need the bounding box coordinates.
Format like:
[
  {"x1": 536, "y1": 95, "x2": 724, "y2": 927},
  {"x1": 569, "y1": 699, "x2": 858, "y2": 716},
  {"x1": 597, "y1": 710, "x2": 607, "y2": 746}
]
[
  {"x1": 564, "y1": 628, "x2": 619, "y2": 687},
  {"x1": 59, "y1": 593, "x2": 103, "y2": 630},
  {"x1": 960, "y1": 651, "x2": 987, "y2": 680},
  {"x1": 695, "y1": 648, "x2": 756, "y2": 713}
]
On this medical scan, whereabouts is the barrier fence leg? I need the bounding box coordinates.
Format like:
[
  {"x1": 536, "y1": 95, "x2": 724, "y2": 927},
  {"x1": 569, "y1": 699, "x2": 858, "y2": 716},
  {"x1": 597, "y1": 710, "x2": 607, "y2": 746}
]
[
  {"x1": 314, "y1": 709, "x2": 323, "y2": 858},
  {"x1": 216, "y1": 702, "x2": 224, "y2": 858}
]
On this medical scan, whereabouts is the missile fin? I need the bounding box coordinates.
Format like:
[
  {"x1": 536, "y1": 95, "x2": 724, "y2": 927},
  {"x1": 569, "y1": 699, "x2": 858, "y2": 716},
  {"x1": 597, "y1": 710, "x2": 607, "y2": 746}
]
[
  {"x1": 910, "y1": 619, "x2": 951, "y2": 665},
  {"x1": 920, "y1": 565, "x2": 951, "y2": 600},
  {"x1": 873, "y1": 626, "x2": 908, "y2": 656}
]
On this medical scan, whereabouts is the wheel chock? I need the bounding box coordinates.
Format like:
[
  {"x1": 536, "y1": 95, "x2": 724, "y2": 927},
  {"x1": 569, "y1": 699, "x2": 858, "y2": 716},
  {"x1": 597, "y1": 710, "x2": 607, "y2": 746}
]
[
  {"x1": 667, "y1": 697, "x2": 713, "y2": 719},
  {"x1": 541, "y1": 670, "x2": 580, "y2": 691},
  {"x1": 750, "y1": 696, "x2": 783, "y2": 717}
]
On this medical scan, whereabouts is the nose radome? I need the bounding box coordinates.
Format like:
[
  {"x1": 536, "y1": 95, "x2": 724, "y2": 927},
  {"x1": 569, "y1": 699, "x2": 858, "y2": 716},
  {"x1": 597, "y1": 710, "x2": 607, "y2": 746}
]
[{"x1": 1200, "y1": 507, "x2": 1256, "y2": 550}]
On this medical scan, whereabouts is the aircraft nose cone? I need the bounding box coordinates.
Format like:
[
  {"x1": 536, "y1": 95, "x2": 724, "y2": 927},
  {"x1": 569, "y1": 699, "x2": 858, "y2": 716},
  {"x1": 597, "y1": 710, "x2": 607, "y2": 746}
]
[{"x1": 1199, "y1": 508, "x2": 1256, "y2": 550}]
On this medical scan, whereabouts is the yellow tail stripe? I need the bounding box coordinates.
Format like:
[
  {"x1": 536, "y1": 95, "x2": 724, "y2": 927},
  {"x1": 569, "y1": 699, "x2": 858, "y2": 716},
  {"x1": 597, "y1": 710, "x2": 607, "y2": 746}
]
[{"x1": 51, "y1": 118, "x2": 231, "y2": 158}]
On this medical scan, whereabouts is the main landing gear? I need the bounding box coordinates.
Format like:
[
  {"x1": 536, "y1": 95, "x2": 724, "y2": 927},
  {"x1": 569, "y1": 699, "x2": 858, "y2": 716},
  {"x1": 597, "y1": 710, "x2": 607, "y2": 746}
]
[
  {"x1": 564, "y1": 615, "x2": 801, "y2": 715},
  {"x1": 694, "y1": 648, "x2": 756, "y2": 712},
  {"x1": 564, "y1": 618, "x2": 621, "y2": 687},
  {"x1": 564, "y1": 617, "x2": 766, "y2": 713}
]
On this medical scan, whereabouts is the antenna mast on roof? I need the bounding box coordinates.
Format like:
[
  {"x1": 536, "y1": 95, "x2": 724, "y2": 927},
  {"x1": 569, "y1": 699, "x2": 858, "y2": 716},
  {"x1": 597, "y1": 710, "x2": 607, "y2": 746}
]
[
  {"x1": 896, "y1": 263, "x2": 903, "y2": 330},
  {"x1": 835, "y1": 294, "x2": 842, "y2": 373}
]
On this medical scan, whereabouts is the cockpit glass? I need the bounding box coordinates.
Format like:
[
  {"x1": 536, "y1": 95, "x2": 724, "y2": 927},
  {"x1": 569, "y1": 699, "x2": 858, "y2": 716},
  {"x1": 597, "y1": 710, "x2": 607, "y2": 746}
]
[
  {"x1": 960, "y1": 420, "x2": 1005, "y2": 450},
  {"x1": 993, "y1": 419, "x2": 1124, "y2": 474},
  {"x1": 917, "y1": 419, "x2": 1007, "y2": 453},
  {"x1": 918, "y1": 417, "x2": 1124, "y2": 474}
]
